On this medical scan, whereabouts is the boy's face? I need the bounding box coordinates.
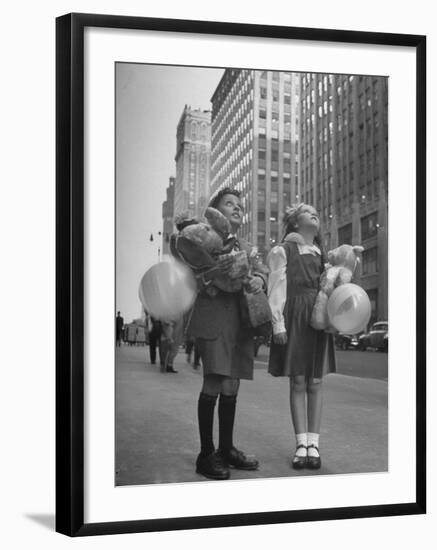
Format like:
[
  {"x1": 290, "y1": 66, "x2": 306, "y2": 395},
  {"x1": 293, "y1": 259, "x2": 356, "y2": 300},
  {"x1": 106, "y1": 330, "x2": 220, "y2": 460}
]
[{"x1": 216, "y1": 193, "x2": 243, "y2": 231}]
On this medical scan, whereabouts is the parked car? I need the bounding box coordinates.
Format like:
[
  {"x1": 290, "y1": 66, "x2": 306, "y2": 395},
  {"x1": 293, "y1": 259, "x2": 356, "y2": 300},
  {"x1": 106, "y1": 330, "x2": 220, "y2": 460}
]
[
  {"x1": 383, "y1": 332, "x2": 388, "y2": 353},
  {"x1": 335, "y1": 333, "x2": 359, "y2": 350},
  {"x1": 358, "y1": 321, "x2": 388, "y2": 352}
]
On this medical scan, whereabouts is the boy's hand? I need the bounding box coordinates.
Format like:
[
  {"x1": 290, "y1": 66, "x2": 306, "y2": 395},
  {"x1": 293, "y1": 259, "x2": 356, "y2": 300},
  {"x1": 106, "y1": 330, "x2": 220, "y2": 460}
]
[
  {"x1": 201, "y1": 256, "x2": 234, "y2": 282},
  {"x1": 273, "y1": 332, "x2": 288, "y2": 345},
  {"x1": 215, "y1": 255, "x2": 234, "y2": 274},
  {"x1": 244, "y1": 275, "x2": 263, "y2": 294}
]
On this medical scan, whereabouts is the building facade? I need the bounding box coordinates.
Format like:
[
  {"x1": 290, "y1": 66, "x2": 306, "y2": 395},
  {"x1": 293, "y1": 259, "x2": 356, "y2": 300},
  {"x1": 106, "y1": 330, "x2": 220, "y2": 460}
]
[
  {"x1": 174, "y1": 106, "x2": 211, "y2": 219},
  {"x1": 210, "y1": 69, "x2": 300, "y2": 256},
  {"x1": 298, "y1": 73, "x2": 388, "y2": 323},
  {"x1": 161, "y1": 176, "x2": 175, "y2": 256}
]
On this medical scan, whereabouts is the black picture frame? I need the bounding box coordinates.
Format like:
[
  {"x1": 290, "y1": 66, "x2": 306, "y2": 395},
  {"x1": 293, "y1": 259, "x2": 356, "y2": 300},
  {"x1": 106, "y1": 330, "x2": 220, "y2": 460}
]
[{"x1": 56, "y1": 12, "x2": 426, "y2": 537}]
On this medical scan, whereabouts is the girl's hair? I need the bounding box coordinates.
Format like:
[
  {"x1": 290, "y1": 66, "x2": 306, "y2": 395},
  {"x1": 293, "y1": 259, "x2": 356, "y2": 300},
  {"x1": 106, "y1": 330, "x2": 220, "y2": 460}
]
[{"x1": 282, "y1": 203, "x2": 326, "y2": 260}]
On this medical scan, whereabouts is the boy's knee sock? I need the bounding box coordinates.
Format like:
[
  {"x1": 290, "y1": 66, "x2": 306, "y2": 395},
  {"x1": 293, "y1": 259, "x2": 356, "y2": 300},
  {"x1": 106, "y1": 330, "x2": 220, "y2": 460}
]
[
  {"x1": 218, "y1": 394, "x2": 237, "y2": 451},
  {"x1": 198, "y1": 393, "x2": 217, "y2": 457}
]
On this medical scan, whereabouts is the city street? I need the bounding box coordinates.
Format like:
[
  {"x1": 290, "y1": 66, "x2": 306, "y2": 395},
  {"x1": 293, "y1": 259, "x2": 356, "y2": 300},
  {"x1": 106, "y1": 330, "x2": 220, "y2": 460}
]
[
  {"x1": 256, "y1": 347, "x2": 388, "y2": 381},
  {"x1": 115, "y1": 344, "x2": 388, "y2": 486}
]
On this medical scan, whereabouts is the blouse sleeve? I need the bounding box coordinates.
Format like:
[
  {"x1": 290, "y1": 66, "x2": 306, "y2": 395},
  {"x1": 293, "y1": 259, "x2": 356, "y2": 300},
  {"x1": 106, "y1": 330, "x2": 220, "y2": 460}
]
[{"x1": 267, "y1": 246, "x2": 287, "y2": 335}]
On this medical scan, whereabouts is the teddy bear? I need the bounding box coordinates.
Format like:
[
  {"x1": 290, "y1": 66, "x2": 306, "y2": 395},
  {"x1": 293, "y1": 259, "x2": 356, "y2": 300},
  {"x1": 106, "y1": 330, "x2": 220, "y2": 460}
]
[
  {"x1": 171, "y1": 207, "x2": 271, "y2": 334},
  {"x1": 170, "y1": 207, "x2": 250, "y2": 293},
  {"x1": 310, "y1": 243, "x2": 364, "y2": 331}
]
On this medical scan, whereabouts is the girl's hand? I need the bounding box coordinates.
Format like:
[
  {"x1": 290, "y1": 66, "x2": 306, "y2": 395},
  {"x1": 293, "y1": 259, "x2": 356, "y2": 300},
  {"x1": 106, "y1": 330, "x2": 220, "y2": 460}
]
[
  {"x1": 244, "y1": 275, "x2": 263, "y2": 294},
  {"x1": 273, "y1": 332, "x2": 288, "y2": 345}
]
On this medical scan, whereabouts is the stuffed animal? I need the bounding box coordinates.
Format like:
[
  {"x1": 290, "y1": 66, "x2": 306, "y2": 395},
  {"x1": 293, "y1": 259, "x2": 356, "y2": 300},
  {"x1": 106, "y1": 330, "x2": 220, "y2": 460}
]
[
  {"x1": 310, "y1": 243, "x2": 364, "y2": 331},
  {"x1": 170, "y1": 207, "x2": 250, "y2": 293},
  {"x1": 172, "y1": 208, "x2": 271, "y2": 332}
]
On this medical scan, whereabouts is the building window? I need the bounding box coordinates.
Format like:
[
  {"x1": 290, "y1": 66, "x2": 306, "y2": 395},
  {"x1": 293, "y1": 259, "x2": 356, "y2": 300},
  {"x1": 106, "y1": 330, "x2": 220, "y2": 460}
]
[
  {"x1": 359, "y1": 154, "x2": 365, "y2": 175},
  {"x1": 260, "y1": 86, "x2": 267, "y2": 99},
  {"x1": 367, "y1": 288, "x2": 378, "y2": 324},
  {"x1": 270, "y1": 210, "x2": 278, "y2": 223},
  {"x1": 362, "y1": 247, "x2": 377, "y2": 275},
  {"x1": 259, "y1": 109, "x2": 267, "y2": 119},
  {"x1": 361, "y1": 212, "x2": 378, "y2": 240},
  {"x1": 338, "y1": 223, "x2": 352, "y2": 245},
  {"x1": 257, "y1": 189, "x2": 265, "y2": 206}
]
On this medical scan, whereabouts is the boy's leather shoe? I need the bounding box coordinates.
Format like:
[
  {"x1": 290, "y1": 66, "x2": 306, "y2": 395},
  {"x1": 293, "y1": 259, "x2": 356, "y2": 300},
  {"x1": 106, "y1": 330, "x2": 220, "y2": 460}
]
[
  {"x1": 196, "y1": 452, "x2": 230, "y2": 480},
  {"x1": 218, "y1": 447, "x2": 259, "y2": 470}
]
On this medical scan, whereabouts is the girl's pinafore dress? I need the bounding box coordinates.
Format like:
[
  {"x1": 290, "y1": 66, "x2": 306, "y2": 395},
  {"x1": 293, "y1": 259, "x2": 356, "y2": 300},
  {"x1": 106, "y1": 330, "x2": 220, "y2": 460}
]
[{"x1": 268, "y1": 239, "x2": 336, "y2": 378}]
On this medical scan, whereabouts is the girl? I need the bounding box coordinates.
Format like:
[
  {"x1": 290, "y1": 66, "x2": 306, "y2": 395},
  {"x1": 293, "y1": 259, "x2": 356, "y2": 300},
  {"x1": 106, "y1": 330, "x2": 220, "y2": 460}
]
[{"x1": 267, "y1": 203, "x2": 336, "y2": 469}]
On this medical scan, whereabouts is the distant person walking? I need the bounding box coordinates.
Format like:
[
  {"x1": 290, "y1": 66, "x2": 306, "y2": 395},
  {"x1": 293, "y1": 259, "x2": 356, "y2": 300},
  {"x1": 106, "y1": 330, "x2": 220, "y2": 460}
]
[
  {"x1": 116, "y1": 311, "x2": 124, "y2": 347},
  {"x1": 160, "y1": 318, "x2": 184, "y2": 373},
  {"x1": 147, "y1": 315, "x2": 163, "y2": 366},
  {"x1": 185, "y1": 337, "x2": 201, "y2": 369}
]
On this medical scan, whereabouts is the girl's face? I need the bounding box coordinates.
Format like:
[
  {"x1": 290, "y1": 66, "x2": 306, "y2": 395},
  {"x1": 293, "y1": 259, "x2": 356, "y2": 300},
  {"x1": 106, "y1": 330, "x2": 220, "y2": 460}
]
[
  {"x1": 216, "y1": 193, "x2": 244, "y2": 230},
  {"x1": 296, "y1": 205, "x2": 320, "y2": 233}
]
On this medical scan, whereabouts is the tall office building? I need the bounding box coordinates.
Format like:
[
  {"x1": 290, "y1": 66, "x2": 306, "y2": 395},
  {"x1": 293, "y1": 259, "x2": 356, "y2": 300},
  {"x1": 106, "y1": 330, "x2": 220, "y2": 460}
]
[
  {"x1": 298, "y1": 73, "x2": 388, "y2": 323},
  {"x1": 210, "y1": 69, "x2": 300, "y2": 256},
  {"x1": 174, "y1": 106, "x2": 211, "y2": 219},
  {"x1": 161, "y1": 176, "x2": 175, "y2": 256}
]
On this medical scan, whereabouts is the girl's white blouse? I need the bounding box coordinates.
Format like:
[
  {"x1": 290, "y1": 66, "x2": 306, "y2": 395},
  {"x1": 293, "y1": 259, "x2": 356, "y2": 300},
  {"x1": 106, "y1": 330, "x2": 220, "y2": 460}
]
[{"x1": 267, "y1": 243, "x2": 321, "y2": 335}]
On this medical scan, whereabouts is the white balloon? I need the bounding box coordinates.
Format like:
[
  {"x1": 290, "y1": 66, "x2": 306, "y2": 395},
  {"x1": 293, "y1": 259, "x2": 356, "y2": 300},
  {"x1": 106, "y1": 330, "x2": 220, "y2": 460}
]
[
  {"x1": 327, "y1": 283, "x2": 371, "y2": 335},
  {"x1": 139, "y1": 258, "x2": 197, "y2": 321}
]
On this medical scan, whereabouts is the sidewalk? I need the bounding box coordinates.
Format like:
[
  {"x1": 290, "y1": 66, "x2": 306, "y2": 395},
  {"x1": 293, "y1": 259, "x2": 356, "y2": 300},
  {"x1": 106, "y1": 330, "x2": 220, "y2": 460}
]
[{"x1": 115, "y1": 345, "x2": 388, "y2": 486}]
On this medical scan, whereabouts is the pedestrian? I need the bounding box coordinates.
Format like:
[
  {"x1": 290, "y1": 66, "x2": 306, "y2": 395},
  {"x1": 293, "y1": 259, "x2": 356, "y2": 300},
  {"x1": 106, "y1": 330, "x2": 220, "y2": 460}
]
[
  {"x1": 116, "y1": 311, "x2": 124, "y2": 347},
  {"x1": 185, "y1": 336, "x2": 201, "y2": 369},
  {"x1": 267, "y1": 203, "x2": 336, "y2": 470},
  {"x1": 147, "y1": 315, "x2": 163, "y2": 365},
  {"x1": 185, "y1": 188, "x2": 268, "y2": 480},
  {"x1": 160, "y1": 318, "x2": 183, "y2": 373}
]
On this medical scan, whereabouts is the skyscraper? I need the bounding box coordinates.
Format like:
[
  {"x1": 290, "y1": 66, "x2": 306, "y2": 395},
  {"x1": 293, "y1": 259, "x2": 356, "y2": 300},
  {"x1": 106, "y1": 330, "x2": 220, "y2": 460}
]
[
  {"x1": 174, "y1": 106, "x2": 211, "y2": 219},
  {"x1": 161, "y1": 176, "x2": 175, "y2": 256},
  {"x1": 210, "y1": 69, "x2": 300, "y2": 257},
  {"x1": 298, "y1": 73, "x2": 388, "y2": 323}
]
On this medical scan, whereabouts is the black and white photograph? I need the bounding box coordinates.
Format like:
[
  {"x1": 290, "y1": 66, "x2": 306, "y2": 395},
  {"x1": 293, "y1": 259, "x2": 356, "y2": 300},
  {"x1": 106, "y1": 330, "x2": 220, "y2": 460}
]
[{"x1": 115, "y1": 63, "x2": 388, "y2": 486}]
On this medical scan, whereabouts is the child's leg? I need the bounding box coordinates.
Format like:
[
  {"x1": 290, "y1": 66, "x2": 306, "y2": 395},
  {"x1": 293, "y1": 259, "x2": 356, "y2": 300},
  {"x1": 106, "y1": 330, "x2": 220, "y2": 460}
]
[
  {"x1": 307, "y1": 377, "x2": 323, "y2": 466},
  {"x1": 196, "y1": 374, "x2": 230, "y2": 480},
  {"x1": 217, "y1": 377, "x2": 258, "y2": 469},
  {"x1": 218, "y1": 377, "x2": 239, "y2": 452},
  {"x1": 290, "y1": 375, "x2": 308, "y2": 466},
  {"x1": 199, "y1": 375, "x2": 222, "y2": 456},
  {"x1": 290, "y1": 375, "x2": 307, "y2": 434},
  {"x1": 307, "y1": 377, "x2": 323, "y2": 434}
]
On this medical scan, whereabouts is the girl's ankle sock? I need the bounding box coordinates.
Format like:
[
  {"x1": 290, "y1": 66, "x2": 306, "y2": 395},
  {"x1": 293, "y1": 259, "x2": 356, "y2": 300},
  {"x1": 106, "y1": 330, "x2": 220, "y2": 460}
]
[
  {"x1": 307, "y1": 432, "x2": 320, "y2": 457},
  {"x1": 295, "y1": 433, "x2": 307, "y2": 457}
]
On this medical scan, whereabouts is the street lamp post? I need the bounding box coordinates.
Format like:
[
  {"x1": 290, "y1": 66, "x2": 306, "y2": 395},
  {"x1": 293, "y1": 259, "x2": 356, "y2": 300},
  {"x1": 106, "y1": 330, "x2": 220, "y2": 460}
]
[{"x1": 148, "y1": 231, "x2": 162, "y2": 261}]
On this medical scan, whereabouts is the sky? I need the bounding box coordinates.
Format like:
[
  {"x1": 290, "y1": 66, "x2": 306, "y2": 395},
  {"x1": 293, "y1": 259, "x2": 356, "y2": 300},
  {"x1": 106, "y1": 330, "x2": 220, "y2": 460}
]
[{"x1": 116, "y1": 63, "x2": 223, "y2": 322}]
